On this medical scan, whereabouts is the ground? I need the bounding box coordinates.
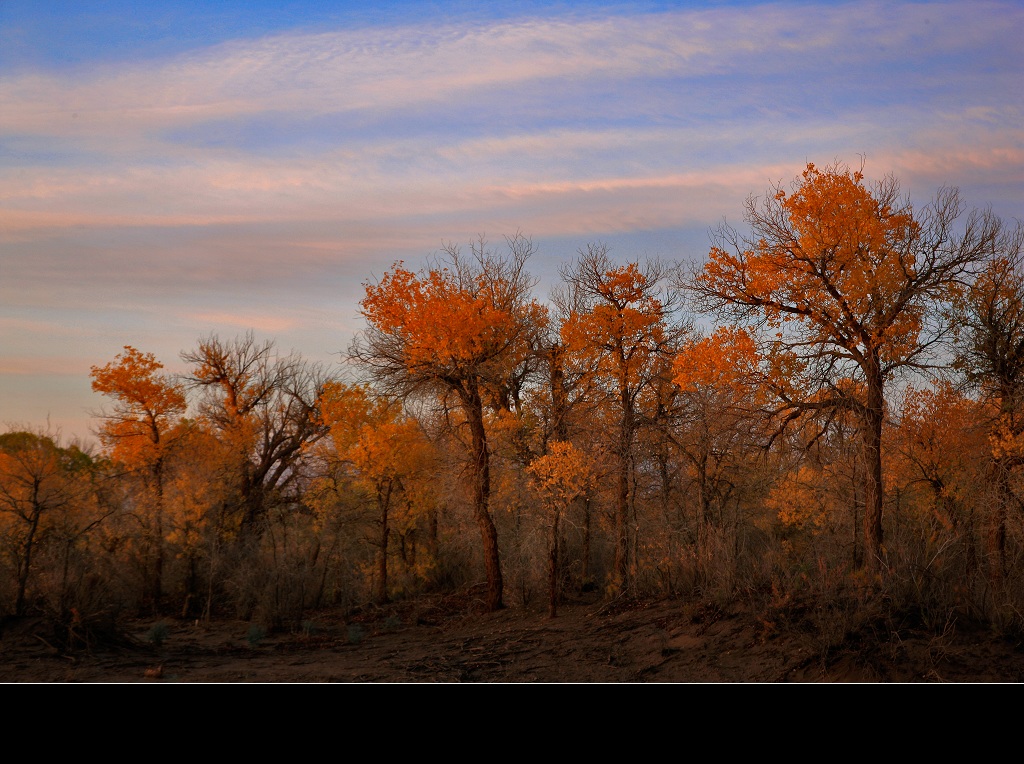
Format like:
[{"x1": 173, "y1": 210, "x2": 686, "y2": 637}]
[{"x1": 3, "y1": 588, "x2": 1024, "y2": 683}]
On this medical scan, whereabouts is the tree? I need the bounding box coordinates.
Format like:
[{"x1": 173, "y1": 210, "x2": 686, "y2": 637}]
[
  {"x1": 352, "y1": 234, "x2": 547, "y2": 611},
  {"x1": 90, "y1": 346, "x2": 188, "y2": 461},
  {"x1": 889, "y1": 381, "x2": 987, "y2": 579},
  {"x1": 180, "y1": 332, "x2": 334, "y2": 540},
  {"x1": 526, "y1": 440, "x2": 594, "y2": 617},
  {"x1": 558, "y1": 245, "x2": 685, "y2": 593},
  {"x1": 672, "y1": 326, "x2": 768, "y2": 576},
  {"x1": 686, "y1": 161, "x2": 1001, "y2": 575},
  {"x1": 320, "y1": 382, "x2": 435, "y2": 604},
  {"x1": 953, "y1": 219, "x2": 1024, "y2": 584},
  {"x1": 90, "y1": 346, "x2": 187, "y2": 605},
  {"x1": 0, "y1": 431, "x2": 95, "y2": 615}
]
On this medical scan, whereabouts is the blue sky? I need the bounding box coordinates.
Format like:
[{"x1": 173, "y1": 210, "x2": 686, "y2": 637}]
[{"x1": 2, "y1": 0, "x2": 1022, "y2": 446}]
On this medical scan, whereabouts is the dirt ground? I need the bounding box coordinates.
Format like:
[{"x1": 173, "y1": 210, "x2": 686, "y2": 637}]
[{"x1": 4, "y1": 589, "x2": 1024, "y2": 683}]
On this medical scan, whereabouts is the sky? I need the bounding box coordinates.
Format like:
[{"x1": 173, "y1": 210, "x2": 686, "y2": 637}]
[{"x1": 1, "y1": 0, "x2": 1022, "y2": 447}]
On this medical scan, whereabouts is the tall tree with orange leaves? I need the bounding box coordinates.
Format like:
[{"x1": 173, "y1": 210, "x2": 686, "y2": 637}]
[
  {"x1": 672, "y1": 326, "x2": 767, "y2": 572},
  {"x1": 526, "y1": 440, "x2": 594, "y2": 617},
  {"x1": 320, "y1": 381, "x2": 436, "y2": 604},
  {"x1": 952, "y1": 220, "x2": 1024, "y2": 585},
  {"x1": 352, "y1": 234, "x2": 547, "y2": 611},
  {"x1": 90, "y1": 346, "x2": 187, "y2": 465},
  {"x1": 686, "y1": 160, "x2": 1001, "y2": 575},
  {"x1": 90, "y1": 346, "x2": 187, "y2": 605},
  {"x1": 558, "y1": 244, "x2": 686, "y2": 593}
]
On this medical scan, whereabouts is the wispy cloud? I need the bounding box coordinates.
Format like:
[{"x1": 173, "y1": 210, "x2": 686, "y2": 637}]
[
  {"x1": 1, "y1": 1, "x2": 1022, "y2": 442},
  {"x1": 0, "y1": 356, "x2": 97, "y2": 377},
  {"x1": 187, "y1": 311, "x2": 301, "y2": 335},
  {"x1": 3, "y1": 2, "x2": 1019, "y2": 144}
]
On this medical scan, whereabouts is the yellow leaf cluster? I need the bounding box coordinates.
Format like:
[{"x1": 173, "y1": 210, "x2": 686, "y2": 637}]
[
  {"x1": 766, "y1": 464, "x2": 841, "y2": 533},
  {"x1": 673, "y1": 326, "x2": 758, "y2": 400},
  {"x1": 526, "y1": 441, "x2": 595, "y2": 512}
]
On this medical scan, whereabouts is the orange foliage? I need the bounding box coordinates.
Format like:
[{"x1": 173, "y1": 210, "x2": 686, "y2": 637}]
[
  {"x1": 0, "y1": 434, "x2": 80, "y2": 526},
  {"x1": 360, "y1": 260, "x2": 546, "y2": 382},
  {"x1": 320, "y1": 381, "x2": 434, "y2": 513},
  {"x1": 672, "y1": 326, "x2": 760, "y2": 403},
  {"x1": 90, "y1": 346, "x2": 186, "y2": 464},
  {"x1": 526, "y1": 440, "x2": 595, "y2": 513},
  {"x1": 765, "y1": 462, "x2": 849, "y2": 536},
  {"x1": 888, "y1": 382, "x2": 988, "y2": 543},
  {"x1": 698, "y1": 162, "x2": 924, "y2": 366},
  {"x1": 893, "y1": 383, "x2": 986, "y2": 489},
  {"x1": 0, "y1": 432, "x2": 98, "y2": 613},
  {"x1": 560, "y1": 262, "x2": 669, "y2": 387}
]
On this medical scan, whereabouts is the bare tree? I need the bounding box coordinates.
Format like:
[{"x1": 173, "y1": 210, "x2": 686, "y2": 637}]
[{"x1": 180, "y1": 332, "x2": 335, "y2": 539}]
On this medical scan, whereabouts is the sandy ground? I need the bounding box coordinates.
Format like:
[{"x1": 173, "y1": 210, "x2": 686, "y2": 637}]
[{"x1": 4, "y1": 590, "x2": 1024, "y2": 683}]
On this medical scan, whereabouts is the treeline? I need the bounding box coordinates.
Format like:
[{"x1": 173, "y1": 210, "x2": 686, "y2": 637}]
[{"x1": 3, "y1": 161, "x2": 1024, "y2": 639}]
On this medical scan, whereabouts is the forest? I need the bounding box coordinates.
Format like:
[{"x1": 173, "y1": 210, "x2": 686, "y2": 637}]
[{"x1": 3, "y1": 161, "x2": 1024, "y2": 665}]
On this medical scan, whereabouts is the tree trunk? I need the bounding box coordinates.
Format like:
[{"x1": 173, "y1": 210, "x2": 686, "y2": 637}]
[
  {"x1": 15, "y1": 505, "x2": 41, "y2": 616},
  {"x1": 613, "y1": 383, "x2": 632, "y2": 594},
  {"x1": 236, "y1": 472, "x2": 267, "y2": 547},
  {"x1": 580, "y1": 496, "x2": 593, "y2": 592},
  {"x1": 549, "y1": 343, "x2": 570, "y2": 442},
  {"x1": 862, "y1": 368, "x2": 885, "y2": 577},
  {"x1": 376, "y1": 483, "x2": 392, "y2": 604},
  {"x1": 427, "y1": 506, "x2": 438, "y2": 565},
  {"x1": 463, "y1": 384, "x2": 504, "y2": 610},
  {"x1": 548, "y1": 510, "x2": 560, "y2": 618},
  {"x1": 695, "y1": 451, "x2": 710, "y2": 583},
  {"x1": 987, "y1": 458, "x2": 1009, "y2": 590},
  {"x1": 151, "y1": 457, "x2": 165, "y2": 608}
]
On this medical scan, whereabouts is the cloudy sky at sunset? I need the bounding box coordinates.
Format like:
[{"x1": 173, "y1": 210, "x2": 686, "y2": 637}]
[{"x1": 2, "y1": 0, "x2": 1022, "y2": 445}]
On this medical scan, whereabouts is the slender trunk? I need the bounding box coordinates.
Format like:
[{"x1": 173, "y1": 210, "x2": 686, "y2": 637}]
[
  {"x1": 549, "y1": 343, "x2": 574, "y2": 602},
  {"x1": 862, "y1": 365, "x2": 885, "y2": 577},
  {"x1": 15, "y1": 504, "x2": 41, "y2": 616},
  {"x1": 548, "y1": 509, "x2": 561, "y2": 618},
  {"x1": 376, "y1": 483, "x2": 392, "y2": 604},
  {"x1": 613, "y1": 382, "x2": 632, "y2": 594},
  {"x1": 657, "y1": 447, "x2": 672, "y2": 521},
  {"x1": 851, "y1": 455, "x2": 861, "y2": 568},
  {"x1": 549, "y1": 343, "x2": 570, "y2": 443},
  {"x1": 59, "y1": 536, "x2": 71, "y2": 616},
  {"x1": 463, "y1": 383, "x2": 503, "y2": 610},
  {"x1": 987, "y1": 458, "x2": 1009, "y2": 589},
  {"x1": 614, "y1": 450, "x2": 630, "y2": 591},
  {"x1": 695, "y1": 451, "x2": 708, "y2": 534},
  {"x1": 581, "y1": 496, "x2": 592, "y2": 591},
  {"x1": 182, "y1": 551, "x2": 199, "y2": 619},
  {"x1": 695, "y1": 450, "x2": 710, "y2": 583},
  {"x1": 964, "y1": 503, "x2": 979, "y2": 584},
  {"x1": 629, "y1": 457, "x2": 639, "y2": 585},
  {"x1": 406, "y1": 523, "x2": 418, "y2": 571},
  {"x1": 151, "y1": 456, "x2": 165, "y2": 608},
  {"x1": 427, "y1": 505, "x2": 438, "y2": 562}
]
